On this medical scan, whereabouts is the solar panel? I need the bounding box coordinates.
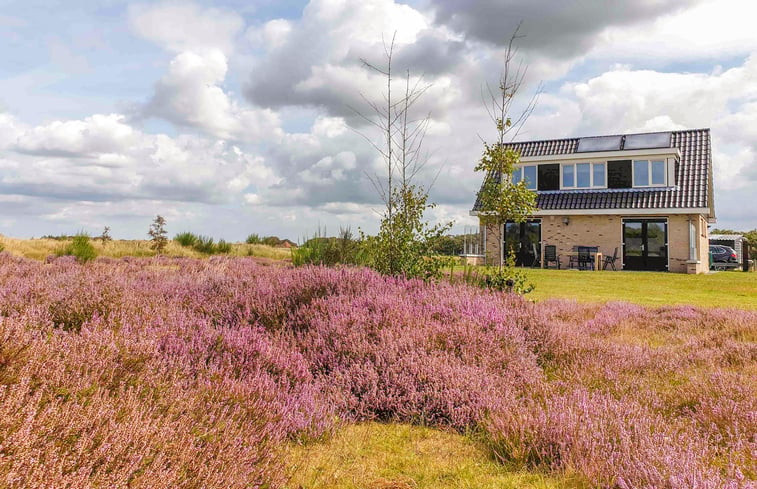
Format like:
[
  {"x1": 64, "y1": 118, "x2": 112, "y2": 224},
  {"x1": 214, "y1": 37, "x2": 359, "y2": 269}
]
[
  {"x1": 576, "y1": 135, "x2": 622, "y2": 152},
  {"x1": 623, "y1": 132, "x2": 671, "y2": 150}
]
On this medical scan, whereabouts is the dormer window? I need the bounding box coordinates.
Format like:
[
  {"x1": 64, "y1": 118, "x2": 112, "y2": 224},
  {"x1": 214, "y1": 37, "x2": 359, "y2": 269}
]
[
  {"x1": 512, "y1": 164, "x2": 537, "y2": 190},
  {"x1": 561, "y1": 162, "x2": 606, "y2": 189},
  {"x1": 633, "y1": 159, "x2": 666, "y2": 187}
]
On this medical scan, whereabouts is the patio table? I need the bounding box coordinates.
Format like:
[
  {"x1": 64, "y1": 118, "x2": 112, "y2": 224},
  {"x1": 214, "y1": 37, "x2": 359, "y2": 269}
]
[{"x1": 564, "y1": 251, "x2": 603, "y2": 271}]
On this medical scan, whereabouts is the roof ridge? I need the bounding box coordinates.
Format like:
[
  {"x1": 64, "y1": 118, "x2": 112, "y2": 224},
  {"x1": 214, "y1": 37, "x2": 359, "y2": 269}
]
[{"x1": 504, "y1": 128, "x2": 710, "y2": 146}]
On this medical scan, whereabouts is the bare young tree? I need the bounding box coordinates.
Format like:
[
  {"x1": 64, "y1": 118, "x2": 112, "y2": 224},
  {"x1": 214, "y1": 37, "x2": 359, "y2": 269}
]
[
  {"x1": 350, "y1": 33, "x2": 451, "y2": 279},
  {"x1": 482, "y1": 23, "x2": 541, "y2": 146},
  {"x1": 475, "y1": 25, "x2": 542, "y2": 267},
  {"x1": 350, "y1": 33, "x2": 434, "y2": 220}
]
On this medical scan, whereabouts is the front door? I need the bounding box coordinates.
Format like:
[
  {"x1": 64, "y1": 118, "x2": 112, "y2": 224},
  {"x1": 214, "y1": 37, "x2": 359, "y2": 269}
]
[
  {"x1": 504, "y1": 220, "x2": 541, "y2": 267},
  {"x1": 623, "y1": 219, "x2": 668, "y2": 271}
]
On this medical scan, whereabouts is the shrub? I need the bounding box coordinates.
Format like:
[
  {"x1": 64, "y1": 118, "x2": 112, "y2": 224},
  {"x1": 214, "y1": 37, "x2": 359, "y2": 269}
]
[
  {"x1": 246, "y1": 233, "x2": 261, "y2": 244},
  {"x1": 99, "y1": 226, "x2": 112, "y2": 246},
  {"x1": 193, "y1": 235, "x2": 216, "y2": 254},
  {"x1": 0, "y1": 255, "x2": 752, "y2": 488},
  {"x1": 476, "y1": 255, "x2": 534, "y2": 294},
  {"x1": 262, "y1": 236, "x2": 282, "y2": 247},
  {"x1": 292, "y1": 227, "x2": 362, "y2": 267},
  {"x1": 216, "y1": 239, "x2": 232, "y2": 254},
  {"x1": 174, "y1": 231, "x2": 198, "y2": 247},
  {"x1": 148, "y1": 215, "x2": 168, "y2": 253},
  {"x1": 56, "y1": 233, "x2": 97, "y2": 263}
]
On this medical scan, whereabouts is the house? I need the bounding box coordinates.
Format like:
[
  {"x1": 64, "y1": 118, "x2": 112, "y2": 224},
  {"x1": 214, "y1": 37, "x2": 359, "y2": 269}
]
[{"x1": 471, "y1": 129, "x2": 714, "y2": 273}]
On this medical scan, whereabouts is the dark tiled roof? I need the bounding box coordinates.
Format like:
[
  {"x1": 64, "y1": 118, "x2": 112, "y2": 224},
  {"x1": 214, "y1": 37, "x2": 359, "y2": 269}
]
[{"x1": 472, "y1": 128, "x2": 711, "y2": 212}]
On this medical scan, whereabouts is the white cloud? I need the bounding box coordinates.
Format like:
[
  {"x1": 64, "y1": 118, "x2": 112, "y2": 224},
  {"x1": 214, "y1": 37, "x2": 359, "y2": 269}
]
[
  {"x1": 128, "y1": 2, "x2": 244, "y2": 55},
  {"x1": 243, "y1": 0, "x2": 462, "y2": 118},
  {"x1": 14, "y1": 114, "x2": 138, "y2": 156},
  {"x1": 2, "y1": 0, "x2": 757, "y2": 238},
  {"x1": 593, "y1": 0, "x2": 757, "y2": 62},
  {"x1": 144, "y1": 49, "x2": 282, "y2": 142},
  {"x1": 0, "y1": 113, "x2": 278, "y2": 205}
]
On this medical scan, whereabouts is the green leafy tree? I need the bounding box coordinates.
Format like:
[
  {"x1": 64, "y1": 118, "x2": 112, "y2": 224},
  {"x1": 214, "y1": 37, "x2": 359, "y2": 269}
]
[
  {"x1": 148, "y1": 215, "x2": 168, "y2": 253},
  {"x1": 361, "y1": 186, "x2": 452, "y2": 279}
]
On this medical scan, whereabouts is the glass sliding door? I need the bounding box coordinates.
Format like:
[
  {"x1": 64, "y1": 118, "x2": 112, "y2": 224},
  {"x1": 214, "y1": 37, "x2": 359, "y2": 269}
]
[
  {"x1": 623, "y1": 219, "x2": 668, "y2": 271},
  {"x1": 503, "y1": 220, "x2": 541, "y2": 267}
]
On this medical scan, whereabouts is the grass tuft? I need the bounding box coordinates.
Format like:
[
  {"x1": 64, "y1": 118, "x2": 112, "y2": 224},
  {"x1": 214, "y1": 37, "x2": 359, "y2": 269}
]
[{"x1": 284, "y1": 423, "x2": 575, "y2": 489}]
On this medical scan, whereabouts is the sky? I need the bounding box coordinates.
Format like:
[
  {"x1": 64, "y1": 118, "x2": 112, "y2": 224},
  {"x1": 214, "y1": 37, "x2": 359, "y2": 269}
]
[{"x1": 0, "y1": 0, "x2": 755, "y2": 241}]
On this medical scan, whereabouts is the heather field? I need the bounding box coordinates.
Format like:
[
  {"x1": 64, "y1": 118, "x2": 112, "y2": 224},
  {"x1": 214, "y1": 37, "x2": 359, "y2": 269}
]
[{"x1": 0, "y1": 254, "x2": 755, "y2": 488}]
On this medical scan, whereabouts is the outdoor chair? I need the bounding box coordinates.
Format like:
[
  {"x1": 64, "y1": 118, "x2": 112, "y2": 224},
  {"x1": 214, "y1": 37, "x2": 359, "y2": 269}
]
[
  {"x1": 544, "y1": 245, "x2": 560, "y2": 269},
  {"x1": 603, "y1": 247, "x2": 619, "y2": 271},
  {"x1": 568, "y1": 245, "x2": 579, "y2": 269},
  {"x1": 577, "y1": 246, "x2": 594, "y2": 270}
]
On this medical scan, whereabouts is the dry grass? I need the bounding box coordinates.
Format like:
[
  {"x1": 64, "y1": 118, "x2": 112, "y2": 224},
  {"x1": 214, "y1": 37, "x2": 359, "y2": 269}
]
[
  {"x1": 0, "y1": 235, "x2": 292, "y2": 261},
  {"x1": 284, "y1": 423, "x2": 577, "y2": 489}
]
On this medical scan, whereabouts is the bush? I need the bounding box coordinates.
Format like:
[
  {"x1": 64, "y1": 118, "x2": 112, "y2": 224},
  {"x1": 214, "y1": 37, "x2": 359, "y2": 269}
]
[
  {"x1": 216, "y1": 239, "x2": 232, "y2": 254},
  {"x1": 174, "y1": 232, "x2": 198, "y2": 247},
  {"x1": 56, "y1": 233, "x2": 97, "y2": 263},
  {"x1": 262, "y1": 236, "x2": 282, "y2": 247},
  {"x1": 430, "y1": 234, "x2": 465, "y2": 256},
  {"x1": 0, "y1": 256, "x2": 753, "y2": 487},
  {"x1": 174, "y1": 232, "x2": 232, "y2": 254},
  {"x1": 455, "y1": 252, "x2": 534, "y2": 295},
  {"x1": 193, "y1": 235, "x2": 216, "y2": 254},
  {"x1": 246, "y1": 234, "x2": 261, "y2": 244},
  {"x1": 292, "y1": 227, "x2": 363, "y2": 267}
]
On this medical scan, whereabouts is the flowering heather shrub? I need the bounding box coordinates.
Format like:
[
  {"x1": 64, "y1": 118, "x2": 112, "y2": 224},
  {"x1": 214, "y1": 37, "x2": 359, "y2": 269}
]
[{"x1": 0, "y1": 254, "x2": 754, "y2": 488}]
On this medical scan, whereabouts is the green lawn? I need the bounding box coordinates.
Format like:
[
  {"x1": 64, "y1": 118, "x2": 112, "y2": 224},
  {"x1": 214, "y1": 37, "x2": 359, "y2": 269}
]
[{"x1": 522, "y1": 268, "x2": 757, "y2": 309}]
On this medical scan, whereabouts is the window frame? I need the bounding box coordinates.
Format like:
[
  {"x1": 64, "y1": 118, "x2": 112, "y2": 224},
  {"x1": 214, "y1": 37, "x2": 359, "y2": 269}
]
[
  {"x1": 512, "y1": 164, "x2": 538, "y2": 190},
  {"x1": 560, "y1": 161, "x2": 607, "y2": 190},
  {"x1": 632, "y1": 159, "x2": 667, "y2": 187}
]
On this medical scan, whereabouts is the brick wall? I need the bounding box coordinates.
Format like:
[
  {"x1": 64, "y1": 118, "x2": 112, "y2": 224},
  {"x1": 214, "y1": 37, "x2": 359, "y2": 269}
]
[
  {"x1": 541, "y1": 215, "x2": 622, "y2": 269},
  {"x1": 481, "y1": 213, "x2": 710, "y2": 273}
]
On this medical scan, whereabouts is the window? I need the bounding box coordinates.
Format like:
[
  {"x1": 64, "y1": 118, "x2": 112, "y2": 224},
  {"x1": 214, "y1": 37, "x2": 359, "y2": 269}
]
[
  {"x1": 563, "y1": 164, "x2": 574, "y2": 187},
  {"x1": 562, "y1": 162, "x2": 606, "y2": 189},
  {"x1": 512, "y1": 164, "x2": 537, "y2": 190},
  {"x1": 576, "y1": 163, "x2": 590, "y2": 187},
  {"x1": 593, "y1": 163, "x2": 606, "y2": 187},
  {"x1": 633, "y1": 160, "x2": 666, "y2": 187}
]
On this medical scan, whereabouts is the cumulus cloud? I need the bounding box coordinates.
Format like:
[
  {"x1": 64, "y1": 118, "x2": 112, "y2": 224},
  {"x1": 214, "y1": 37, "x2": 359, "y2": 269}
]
[
  {"x1": 128, "y1": 2, "x2": 244, "y2": 54},
  {"x1": 14, "y1": 114, "x2": 139, "y2": 157},
  {"x1": 0, "y1": 113, "x2": 277, "y2": 205},
  {"x1": 2, "y1": 0, "x2": 756, "y2": 238},
  {"x1": 129, "y1": 2, "x2": 284, "y2": 143},
  {"x1": 143, "y1": 49, "x2": 282, "y2": 142},
  {"x1": 591, "y1": 0, "x2": 757, "y2": 63},
  {"x1": 427, "y1": 0, "x2": 698, "y2": 57},
  {"x1": 243, "y1": 0, "x2": 466, "y2": 119}
]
